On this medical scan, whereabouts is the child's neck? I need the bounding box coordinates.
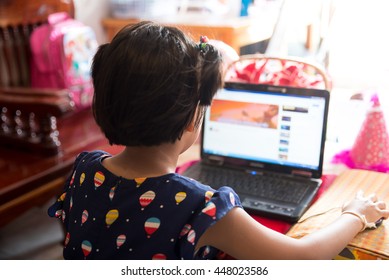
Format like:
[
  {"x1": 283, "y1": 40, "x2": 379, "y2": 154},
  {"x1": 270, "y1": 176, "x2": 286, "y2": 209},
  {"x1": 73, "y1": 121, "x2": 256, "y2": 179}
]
[{"x1": 102, "y1": 144, "x2": 180, "y2": 179}]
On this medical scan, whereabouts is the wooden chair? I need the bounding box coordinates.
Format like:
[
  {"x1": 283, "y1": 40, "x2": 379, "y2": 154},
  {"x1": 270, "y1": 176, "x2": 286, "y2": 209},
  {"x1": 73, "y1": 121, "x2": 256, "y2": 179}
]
[
  {"x1": 224, "y1": 54, "x2": 332, "y2": 91},
  {"x1": 0, "y1": 0, "x2": 76, "y2": 155},
  {"x1": 0, "y1": 87, "x2": 74, "y2": 154}
]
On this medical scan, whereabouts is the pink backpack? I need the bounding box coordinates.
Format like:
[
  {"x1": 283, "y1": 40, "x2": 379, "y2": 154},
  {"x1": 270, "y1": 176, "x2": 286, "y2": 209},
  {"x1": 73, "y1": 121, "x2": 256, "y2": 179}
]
[{"x1": 30, "y1": 12, "x2": 98, "y2": 111}]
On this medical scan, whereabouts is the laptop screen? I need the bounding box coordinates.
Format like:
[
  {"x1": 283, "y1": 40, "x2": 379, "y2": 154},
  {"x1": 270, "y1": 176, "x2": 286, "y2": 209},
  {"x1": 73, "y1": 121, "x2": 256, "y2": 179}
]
[{"x1": 201, "y1": 82, "x2": 330, "y2": 178}]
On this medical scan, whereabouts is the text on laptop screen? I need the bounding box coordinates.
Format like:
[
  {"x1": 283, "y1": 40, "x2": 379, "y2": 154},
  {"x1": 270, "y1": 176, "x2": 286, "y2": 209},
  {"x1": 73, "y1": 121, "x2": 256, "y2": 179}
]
[{"x1": 202, "y1": 87, "x2": 327, "y2": 171}]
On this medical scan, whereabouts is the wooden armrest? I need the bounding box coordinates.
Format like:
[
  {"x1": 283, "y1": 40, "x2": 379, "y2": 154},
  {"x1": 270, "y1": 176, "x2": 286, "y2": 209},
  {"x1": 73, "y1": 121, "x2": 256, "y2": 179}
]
[
  {"x1": 0, "y1": 177, "x2": 66, "y2": 227},
  {"x1": 1, "y1": 86, "x2": 71, "y2": 98},
  {"x1": 0, "y1": 89, "x2": 74, "y2": 116},
  {"x1": 0, "y1": 88, "x2": 75, "y2": 154}
]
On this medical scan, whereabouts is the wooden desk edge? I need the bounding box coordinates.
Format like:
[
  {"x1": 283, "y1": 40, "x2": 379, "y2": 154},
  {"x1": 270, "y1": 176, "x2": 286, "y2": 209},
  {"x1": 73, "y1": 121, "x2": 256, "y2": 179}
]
[{"x1": 0, "y1": 177, "x2": 66, "y2": 227}]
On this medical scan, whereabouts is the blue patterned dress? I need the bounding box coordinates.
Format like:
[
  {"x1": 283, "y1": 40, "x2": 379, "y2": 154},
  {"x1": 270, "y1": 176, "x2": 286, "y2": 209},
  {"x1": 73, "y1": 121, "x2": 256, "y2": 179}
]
[{"x1": 48, "y1": 150, "x2": 242, "y2": 259}]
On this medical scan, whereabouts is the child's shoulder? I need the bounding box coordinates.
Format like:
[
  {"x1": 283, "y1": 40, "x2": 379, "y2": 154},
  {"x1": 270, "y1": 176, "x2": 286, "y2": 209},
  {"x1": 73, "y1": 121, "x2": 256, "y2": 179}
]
[
  {"x1": 72, "y1": 150, "x2": 110, "y2": 167},
  {"x1": 171, "y1": 173, "x2": 213, "y2": 192},
  {"x1": 75, "y1": 150, "x2": 110, "y2": 161}
]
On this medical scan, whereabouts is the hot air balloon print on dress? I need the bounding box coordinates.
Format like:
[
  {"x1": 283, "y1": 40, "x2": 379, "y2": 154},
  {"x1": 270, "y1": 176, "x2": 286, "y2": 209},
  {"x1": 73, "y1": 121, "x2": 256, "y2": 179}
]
[
  {"x1": 180, "y1": 224, "x2": 192, "y2": 237},
  {"x1": 80, "y1": 172, "x2": 86, "y2": 186},
  {"x1": 116, "y1": 234, "x2": 126, "y2": 249},
  {"x1": 139, "y1": 190, "x2": 156, "y2": 210},
  {"x1": 144, "y1": 217, "x2": 160, "y2": 238},
  {"x1": 187, "y1": 229, "x2": 196, "y2": 245},
  {"x1": 59, "y1": 192, "x2": 66, "y2": 202},
  {"x1": 205, "y1": 191, "x2": 214, "y2": 204},
  {"x1": 81, "y1": 209, "x2": 88, "y2": 226},
  {"x1": 69, "y1": 171, "x2": 76, "y2": 185},
  {"x1": 175, "y1": 192, "x2": 187, "y2": 205},
  {"x1": 94, "y1": 171, "x2": 105, "y2": 189},
  {"x1": 55, "y1": 209, "x2": 63, "y2": 219},
  {"x1": 229, "y1": 192, "x2": 235, "y2": 206},
  {"x1": 135, "y1": 177, "x2": 146, "y2": 188},
  {"x1": 152, "y1": 253, "x2": 167, "y2": 260},
  {"x1": 105, "y1": 209, "x2": 119, "y2": 228},
  {"x1": 81, "y1": 240, "x2": 92, "y2": 259},
  {"x1": 109, "y1": 186, "x2": 116, "y2": 201},
  {"x1": 202, "y1": 202, "x2": 216, "y2": 219},
  {"x1": 61, "y1": 210, "x2": 66, "y2": 222},
  {"x1": 64, "y1": 232, "x2": 70, "y2": 247},
  {"x1": 202, "y1": 246, "x2": 211, "y2": 258}
]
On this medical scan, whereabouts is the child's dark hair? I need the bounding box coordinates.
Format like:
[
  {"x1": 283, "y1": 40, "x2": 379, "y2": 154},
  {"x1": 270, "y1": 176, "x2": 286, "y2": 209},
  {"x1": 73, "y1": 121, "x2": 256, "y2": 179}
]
[{"x1": 91, "y1": 21, "x2": 223, "y2": 146}]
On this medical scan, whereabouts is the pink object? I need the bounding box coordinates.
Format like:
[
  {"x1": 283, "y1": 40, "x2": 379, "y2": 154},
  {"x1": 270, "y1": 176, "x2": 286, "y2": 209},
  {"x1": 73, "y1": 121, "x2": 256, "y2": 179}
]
[
  {"x1": 30, "y1": 12, "x2": 98, "y2": 111},
  {"x1": 332, "y1": 93, "x2": 389, "y2": 172},
  {"x1": 225, "y1": 58, "x2": 328, "y2": 90}
]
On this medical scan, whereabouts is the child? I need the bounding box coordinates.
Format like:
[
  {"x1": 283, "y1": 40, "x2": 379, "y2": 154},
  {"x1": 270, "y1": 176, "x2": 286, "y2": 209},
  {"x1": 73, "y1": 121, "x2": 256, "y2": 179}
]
[{"x1": 48, "y1": 21, "x2": 389, "y2": 260}]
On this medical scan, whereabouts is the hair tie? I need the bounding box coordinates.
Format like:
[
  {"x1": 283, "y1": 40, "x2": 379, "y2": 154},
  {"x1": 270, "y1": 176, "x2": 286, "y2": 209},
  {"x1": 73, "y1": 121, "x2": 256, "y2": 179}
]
[{"x1": 198, "y1": 35, "x2": 209, "y2": 53}]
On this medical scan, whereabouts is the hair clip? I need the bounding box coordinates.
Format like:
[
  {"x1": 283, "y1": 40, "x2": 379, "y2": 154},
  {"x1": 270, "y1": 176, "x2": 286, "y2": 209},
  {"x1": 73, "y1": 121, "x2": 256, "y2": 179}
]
[{"x1": 199, "y1": 35, "x2": 209, "y2": 53}]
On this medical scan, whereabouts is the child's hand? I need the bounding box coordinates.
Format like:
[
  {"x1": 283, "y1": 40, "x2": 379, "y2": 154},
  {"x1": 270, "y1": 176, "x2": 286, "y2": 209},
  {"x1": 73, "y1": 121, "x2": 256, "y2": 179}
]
[{"x1": 342, "y1": 191, "x2": 389, "y2": 231}]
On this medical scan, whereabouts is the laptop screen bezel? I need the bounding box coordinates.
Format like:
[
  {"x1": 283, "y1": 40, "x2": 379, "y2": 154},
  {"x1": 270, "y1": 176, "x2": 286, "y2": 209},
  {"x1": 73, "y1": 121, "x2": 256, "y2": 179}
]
[{"x1": 200, "y1": 82, "x2": 330, "y2": 179}]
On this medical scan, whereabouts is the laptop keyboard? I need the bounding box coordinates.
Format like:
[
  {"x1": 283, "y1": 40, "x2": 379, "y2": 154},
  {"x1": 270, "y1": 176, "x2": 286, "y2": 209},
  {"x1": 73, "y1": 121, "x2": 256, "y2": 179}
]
[{"x1": 183, "y1": 164, "x2": 313, "y2": 204}]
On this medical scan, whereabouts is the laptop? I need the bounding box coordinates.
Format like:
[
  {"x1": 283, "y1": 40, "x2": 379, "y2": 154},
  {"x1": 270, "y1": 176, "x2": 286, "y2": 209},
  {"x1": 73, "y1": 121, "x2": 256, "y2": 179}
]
[{"x1": 183, "y1": 82, "x2": 330, "y2": 222}]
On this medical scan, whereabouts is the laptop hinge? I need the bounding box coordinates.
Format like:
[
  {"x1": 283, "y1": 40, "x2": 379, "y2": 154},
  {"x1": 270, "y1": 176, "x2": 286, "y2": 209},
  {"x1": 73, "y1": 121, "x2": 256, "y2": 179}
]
[
  {"x1": 206, "y1": 155, "x2": 224, "y2": 166},
  {"x1": 291, "y1": 170, "x2": 312, "y2": 178}
]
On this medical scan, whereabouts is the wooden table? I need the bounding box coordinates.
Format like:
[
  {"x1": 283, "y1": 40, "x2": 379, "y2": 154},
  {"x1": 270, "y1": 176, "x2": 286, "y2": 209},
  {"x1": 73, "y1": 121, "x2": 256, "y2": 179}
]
[
  {"x1": 102, "y1": 15, "x2": 277, "y2": 54},
  {"x1": 0, "y1": 109, "x2": 113, "y2": 227}
]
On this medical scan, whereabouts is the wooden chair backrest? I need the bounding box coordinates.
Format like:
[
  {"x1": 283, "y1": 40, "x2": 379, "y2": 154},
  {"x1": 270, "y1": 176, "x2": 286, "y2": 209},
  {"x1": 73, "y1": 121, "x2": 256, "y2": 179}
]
[
  {"x1": 0, "y1": 0, "x2": 76, "y2": 154},
  {"x1": 0, "y1": 0, "x2": 74, "y2": 88},
  {"x1": 0, "y1": 0, "x2": 74, "y2": 26}
]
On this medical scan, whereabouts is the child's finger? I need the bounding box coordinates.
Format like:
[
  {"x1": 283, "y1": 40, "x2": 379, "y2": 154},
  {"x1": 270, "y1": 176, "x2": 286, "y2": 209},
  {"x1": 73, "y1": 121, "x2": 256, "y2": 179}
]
[{"x1": 376, "y1": 201, "x2": 386, "y2": 210}]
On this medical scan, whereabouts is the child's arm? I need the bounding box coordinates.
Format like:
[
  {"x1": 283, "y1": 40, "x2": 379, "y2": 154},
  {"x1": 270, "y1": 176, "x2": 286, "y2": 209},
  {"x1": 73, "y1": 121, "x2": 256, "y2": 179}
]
[{"x1": 196, "y1": 192, "x2": 389, "y2": 259}]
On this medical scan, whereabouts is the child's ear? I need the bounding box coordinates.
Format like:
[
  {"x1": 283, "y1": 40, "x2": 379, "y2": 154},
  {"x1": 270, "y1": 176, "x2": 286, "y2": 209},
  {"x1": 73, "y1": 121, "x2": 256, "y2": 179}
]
[
  {"x1": 186, "y1": 115, "x2": 196, "y2": 132},
  {"x1": 186, "y1": 106, "x2": 201, "y2": 132}
]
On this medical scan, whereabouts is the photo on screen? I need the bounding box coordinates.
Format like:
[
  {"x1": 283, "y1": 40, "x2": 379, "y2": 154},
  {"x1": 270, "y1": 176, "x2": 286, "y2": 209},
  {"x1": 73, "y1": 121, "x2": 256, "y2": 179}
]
[{"x1": 210, "y1": 99, "x2": 279, "y2": 129}]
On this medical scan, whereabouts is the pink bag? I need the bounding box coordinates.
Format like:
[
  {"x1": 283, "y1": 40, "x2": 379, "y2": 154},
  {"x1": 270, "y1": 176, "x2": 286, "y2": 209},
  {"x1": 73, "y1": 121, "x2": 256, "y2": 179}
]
[{"x1": 30, "y1": 12, "x2": 98, "y2": 111}]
